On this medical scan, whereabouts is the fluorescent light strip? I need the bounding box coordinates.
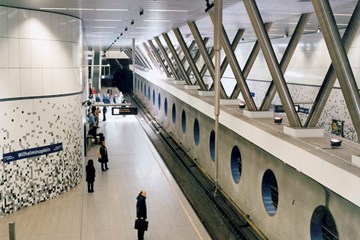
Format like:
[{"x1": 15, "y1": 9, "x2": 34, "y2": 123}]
[
  {"x1": 148, "y1": 9, "x2": 187, "y2": 13},
  {"x1": 93, "y1": 27, "x2": 117, "y2": 29},
  {"x1": 40, "y1": 8, "x2": 66, "y2": 10},
  {"x1": 334, "y1": 13, "x2": 352, "y2": 16},
  {"x1": 68, "y1": 8, "x2": 94, "y2": 11},
  {"x1": 143, "y1": 19, "x2": 170, "y2": 22},
  {"x1": 94, "y1": 19, "x2": 122, "y2": 22},
  {"x1": 92, "y1": 32, "x2": 115, "y2": 34},
  {"x1": 95, "y1": 9, "x2": 128, "y2": 11}
]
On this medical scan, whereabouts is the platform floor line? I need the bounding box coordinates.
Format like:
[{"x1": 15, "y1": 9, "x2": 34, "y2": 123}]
[{"x1": 0, "y1": 114, "x2": 211, "y2": 240}]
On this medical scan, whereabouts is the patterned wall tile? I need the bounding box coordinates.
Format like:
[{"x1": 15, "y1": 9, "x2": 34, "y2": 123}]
[{"x1": 0, "y1": 95, "x2": 83, "y2": 216}]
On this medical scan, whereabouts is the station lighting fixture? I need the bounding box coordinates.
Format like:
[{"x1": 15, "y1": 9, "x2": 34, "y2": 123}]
[
  {"x1": 238, "y1": 102, "x2": 246, "y2": 109},
  {"x1": 131, "y1": 20, "x2": 134, "y2": 25},
  {"x1": 125, "y1": 27, "x2": 128, "y2": 31},
  {"x1": 139, "y1": 9, "x2": 144, "y2": 15},
  {"x1": 317, "y1": 26, "x2": 321, "y2": 33},
  {"x1": 330, "y1": 139, "x2": 342, "y2": 148},
  {"x1": 204, "y1": 0, "x2": 214, "y2": 12},
  {"x1": 274, "y1": 117, "x2": 283, "y2": 124}
]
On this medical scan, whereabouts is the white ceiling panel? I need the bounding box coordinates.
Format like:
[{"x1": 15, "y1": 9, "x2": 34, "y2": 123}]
[{"x1": 0, "y1": 0, "x2": 357, "y2": 51}]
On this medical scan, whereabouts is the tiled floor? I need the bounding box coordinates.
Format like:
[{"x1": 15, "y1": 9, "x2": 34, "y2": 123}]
[{"x1": 0, "y1": 114, "x2": 211, "y2": 240}]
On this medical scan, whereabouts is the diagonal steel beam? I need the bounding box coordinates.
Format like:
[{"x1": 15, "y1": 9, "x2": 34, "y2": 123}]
[
  {"x1": 182, "y1": 41, "x2": 195, "y2": 65},
  {"x1": 306, "y1": 1, "x2": 360, "y2": 128},
  {"x1": 200, "y1": 47, "x2": 214, "y2": 77},
  {"x1": 148, "y1": 40, "x2": 171, "y2": 77},
  {"x1": 143, "y1": 42, "x2": 161, "y2": 71},
  {"x1": 125, "y1": 49, "x2": 142, "y2": 67},
  {"x1": 230, "y1": 22, "x2": 272, "y2": 99},
  {"x1": 123, "y1": 49, "x2": 132, "y2": 61},
  {"x1": 209, "y1": 29, "x2": 244, "y2": 91},
  {"x1": 162, "y1": 32, "x2": 192, "y2": 85},
  {"x1": 136, "y1": 48, "x2": 150, "y2": 69},
  {"x1": 209, "y1": 12, "x2": 257, "y2": 110},
  {"x1": 186, "y1": 38, "x2": 208, "y2": 76},
  {"x1": 243, "y1": 0, "x2": 301, "y2": 126},
  {"x1": 129, "y1": 49, "x2": 145, "y2": 68},
  {"x1": 154, "y1": 36, "x2": 180, "y2": 80},
  {"x1": 137, "y1": 46, "x2": 153, "y2": 70},
  {"x1": 173, "y1": 28, "x2": 208, "y2": 90},
  {"x1": 188, "y1": 21, "x2": 227, "y2": 98},
  {"x1": 260, "y1": 14, "x2": 311, "y2": 110},
  {"x1": 310, "y1": 0, "x2": 360, "y2": 138}
]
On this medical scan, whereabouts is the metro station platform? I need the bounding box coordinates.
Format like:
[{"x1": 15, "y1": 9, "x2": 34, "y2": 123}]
[{"x1": 0, "y1": 114, "x2": 211, "y2": 240}]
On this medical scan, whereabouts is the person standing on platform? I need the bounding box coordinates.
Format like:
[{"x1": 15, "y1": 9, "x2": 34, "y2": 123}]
[
  {"x1": 103, "y1": 105, "x2": 107, "y2": 121},
  {"x1": 85, "y1": 159, "x2": 95, "y2": 193},
  {"x1": 136, "y1": 190, "x2": 147, "y2": 240},
  {"x1": 99, "y1": 139, "x2": 109, "y2": 171}
]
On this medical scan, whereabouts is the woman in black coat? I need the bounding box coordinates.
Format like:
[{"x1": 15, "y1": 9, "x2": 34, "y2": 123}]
[
  {"x1": 99, "y1": 140, "x2": 109, "y2": 171},
  {"x1": 136, "y1": 190, "x2": 147, "y2": 240},
  {"x1": 86, "y1": 159, "x2": 95, "y2": 192}
]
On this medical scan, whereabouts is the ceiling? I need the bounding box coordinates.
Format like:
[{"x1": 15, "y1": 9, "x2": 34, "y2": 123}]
[{"x1": 0, "y1": 0, "x2": 357, "y2": 51}]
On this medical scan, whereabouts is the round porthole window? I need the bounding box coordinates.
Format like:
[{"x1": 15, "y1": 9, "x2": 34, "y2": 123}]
[
  {"x1": 209, "y1": 130, "x2": 215, "y2": 161},
  {"x1": 152, "y1": 90, "x2": 155, "y2": 105},
  {"x1": 193, "y1": 119, "x2": 200, "y2": 145},
  {"x1": 181, "y1": 110, "x2": 186, "y2": 134},
  {"x1": 310, "y1": 206, "x2": 338, "y2": 240},
  {"x1": 261, "y1": 169, "x2": 278, "y2": 216},
  {"x1": 231, "y1": 146, "x2": 242, "y2": 183},
  {"x1": 158, "y1": 93, "x2": 161, "y2": 110},
  {"x1": 164, "y1": 98, "x2": 168, "y2": 116},
  {"x1": 172, "y1": 104, "x2": 176, "y2": 124}
]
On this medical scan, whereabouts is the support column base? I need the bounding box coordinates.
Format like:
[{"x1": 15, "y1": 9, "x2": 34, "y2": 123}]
[
  {"x1": 352, "y1": 155, "x2": 360, "y2": 168},
  {"x1": 243, "y1": 110, "x2": 274, "y2": 118},
  {"x1": 185, "y1": 85, "x2": 200, "y2": 90},
  {"x1": 198, "y1": 91, "x2": 215, "y2": 97},
  {"x1": 283, "y1": 126, "x2": 324, "y2": 138}
]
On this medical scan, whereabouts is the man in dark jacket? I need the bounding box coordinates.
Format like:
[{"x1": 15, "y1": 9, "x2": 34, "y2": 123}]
[
  {"x1": 99, "y1": 140, "x2": 109, "y2": 171},
  {"x1": 136, "y1": 190, "x2": 147, "y2": 240},
  {"x1": 85, "y1": 159, "x2": 95, "y2": 192}
]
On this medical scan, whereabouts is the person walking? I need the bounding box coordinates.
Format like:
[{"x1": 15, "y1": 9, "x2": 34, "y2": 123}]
[
  {"x1": 136, "y1": 190, "x2": 147, "y2": 240},
  {"x1": 85, "y1": 159, "x2": 95, "y2": 193},
  {"x1": 99, "y1": 139, "x2": 109, "y2": 171}
]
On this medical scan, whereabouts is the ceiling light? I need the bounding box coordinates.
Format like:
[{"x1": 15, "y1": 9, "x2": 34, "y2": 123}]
[
  {"x1": 95, "y1": 9, "x2": 128, "y2": 11},
  {"x1": 317, "y1": 26, "x2": 321, "y2": 33},
  {"x1": 333, "y1": 13, "x2": 352, "y2": 16},
  {"x1": 330, "y1": 139, "x2": 342, "y2": 148},
  {"x1": 274, "y1": 117, "x2": 283, "y2": 124},
  {"x1": 94, "y1": 19, "x2": 122, "y2": 22},
  {"x1": 93, "y1": 26, "x2": 117, "y2": 29},
  {"x1": 239, "y1": 102, "x2": 246, "y2": 109},
  {"x1": 284, "y1": 33, "x2": 289, "y2": 38},
  {"x1": 205, "y1": 0, "x2": 214, "y2": 12},
  {"x1": 148, "y1": 9, "x2": 188, "y2": 13},
  {"x1": 143, "y1": 19, "x2": 170, "y2": 22},
  {"x1": 40, "y1": 8, "x2": 66, "y2": 10},
  {"x1": 68, "y1": 8, "x2": 94, "y2": 11},
  {"x1": 92, "y1": 32, "x2": 114, "y2": 34}
]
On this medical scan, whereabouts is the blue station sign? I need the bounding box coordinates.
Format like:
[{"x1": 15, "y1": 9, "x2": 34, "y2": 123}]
[{"x1": 2, "y1": 143, "x2": 63, "y2": 163}]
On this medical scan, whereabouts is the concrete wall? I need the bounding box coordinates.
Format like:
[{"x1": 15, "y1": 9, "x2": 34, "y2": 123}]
[
  {"x1": 0, "y1": 6, "x2": 86, "y2": 215},
  {"x1": 134, "y1": 75, "x2": 360, "y2": 240}
]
